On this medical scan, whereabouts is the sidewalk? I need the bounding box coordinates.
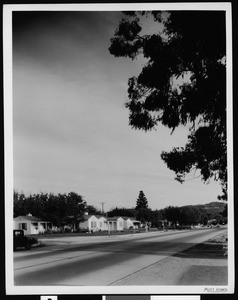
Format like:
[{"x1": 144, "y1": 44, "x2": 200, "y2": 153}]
[
  {"x1": 38, "y1": 229, "x2": 173, "y2": 245},
  {"x1": 112, "y1": 231, "x2": 228, "y2": 286}
]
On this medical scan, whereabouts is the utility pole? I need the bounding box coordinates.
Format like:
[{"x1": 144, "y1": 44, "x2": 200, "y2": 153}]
[
  {"x1": 101, "y1": 202, "x2": 110, "y2": 236},
  {"x1": 100, "y1": 202, "x2": 106, "y2": 215}
]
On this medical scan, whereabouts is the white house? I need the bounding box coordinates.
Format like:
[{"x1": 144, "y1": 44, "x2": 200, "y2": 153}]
[
  {"x1": 79, "y1": 215, "x2": 98, "y2": 232},
  {"x1": 122, "y1": 217, "x2": 131, "y2": 229},
  {"x1": 97, "y1": 216, "x2": 108, "y2": 231},
  {"x1": 79, "y1": 215, "x2": 108, "y2": 232},
  {"x1": 129, "y1": 217, "x2": 141, "y2": 229},
  {"x1": 13, "y1": 214, "x2": 51, "y2": 235},
  {"x1": 123, "y1": 217, "x2": 141, "y2": 229},
  {"x1": 123, "y1": 217, "x2": 133, "y2": 229},
  {"x1": 107, "y1": 216, "x2": 124, "y2": 231},
  {"x1": 79, "y1": 215, "x2": 128, "y2": 232},
  {"x1": 79, "y1": 214, "x2": 142, "y2": 232}
]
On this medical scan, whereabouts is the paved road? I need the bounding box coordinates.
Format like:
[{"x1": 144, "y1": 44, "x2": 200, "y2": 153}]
[{"x1": 14, "y1": 227, "x2": 226, "y2": 286}]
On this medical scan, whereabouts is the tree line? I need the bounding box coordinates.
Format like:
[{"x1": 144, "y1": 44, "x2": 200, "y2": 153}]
[
  {"x1": 13, "y1": 190, "x2": 101, "y2": 229},
  {"x1": 108, "y1": 204, "x2": 227, "y2": 228},
  {"x1": 14, "y1": 190, "x2": 227, "y2": 229},
  {"x1": 108, "y1": 191, "x2": 227, "y2": 227}
]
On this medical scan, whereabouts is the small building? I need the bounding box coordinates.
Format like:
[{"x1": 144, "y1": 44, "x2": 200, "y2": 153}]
[
  {"x1": 107, "y1": 216, "x2": 124, "y2": 231},
  {"x1": 79, "y1": 214, "x2": 108, "y2": 232},
  {"x1": 97, "y1": 216, "x2": 108, "y2": 231},
  {"x1": 13, "y1": 214, "x2": 51, "y2": 235},
  {"x1": 79, "y1": 215, "x2": 99, "y2": 232},
  {"x1": 123, "y1": 217, "x2": 141, "y2": 229},
  {"x1": 123, "y1": 217, "x2": 133, "y2": 230},
  {"x1": 121, "y1": 217, "x2": 141, "y2": 230},
  {"x1": 128, "y1": 217, "x2": 141, "y2": 229}
]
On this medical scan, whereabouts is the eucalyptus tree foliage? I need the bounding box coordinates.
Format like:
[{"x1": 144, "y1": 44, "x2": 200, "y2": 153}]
[{"x1": 109, "y1": 11, "x2": 227, "y2": 200}]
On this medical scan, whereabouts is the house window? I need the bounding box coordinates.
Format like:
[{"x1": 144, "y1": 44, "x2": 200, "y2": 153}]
[
  {"x1": 32, "y1": 222, "x2": 38, "y2": 230},
  {"x1": 99, "y1": 222, "x2": 103, "y2": 228},
  {"x1": 119, "y1": 222, "x2": 123, "y2": 227},
  {"x1": 20, "y1": 223, "x2": 27, "y2": 230},
  {"x1": 91, "y1": 221, "x2": 97, "y2": 228}
]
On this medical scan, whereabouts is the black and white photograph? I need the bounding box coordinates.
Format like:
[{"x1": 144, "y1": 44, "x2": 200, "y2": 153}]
[{"x1": 3, "y1": 2, "x2": 234, "y2": 295}]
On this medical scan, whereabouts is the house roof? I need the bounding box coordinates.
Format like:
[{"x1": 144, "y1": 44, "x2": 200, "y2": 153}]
[
  {"x1": 130, "y1": 217, "x2": 140, "y2": 221},
  {"x1": 83, "y1": 214, "x2": 106, "y2": 220},
  {"x1": 109, "y1": 216, "x2": 140, "y2": 222},
  {"x1": 82, "y1": 214, "x2": 140, "y2": 222},
  {"x1": 83, "y1": 215, "x2": 94, "y2": 220},
  {"x1": 96, "y1": 215, "x2": 107, "y2": 219},
  {"x1": 14, "y1": 215, "x2": 50, "y2": 222},
  {"x1": 107, "y1": 216, "x2": 124, "y2": 221}
]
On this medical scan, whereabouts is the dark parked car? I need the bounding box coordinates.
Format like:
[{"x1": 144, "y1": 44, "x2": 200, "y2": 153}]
[{"x1": 13, "y1": 229, "x2": 37, "y2": 251}]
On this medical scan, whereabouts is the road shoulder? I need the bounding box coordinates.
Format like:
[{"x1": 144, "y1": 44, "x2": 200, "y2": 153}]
[{"x1": 112, "y1": 231, "x2": 228, "y2": 286}]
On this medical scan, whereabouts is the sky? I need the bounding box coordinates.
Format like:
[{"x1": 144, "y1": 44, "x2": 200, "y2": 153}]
[{"x1": 12, "y1": 10, "x2": 223, "y2": 211}]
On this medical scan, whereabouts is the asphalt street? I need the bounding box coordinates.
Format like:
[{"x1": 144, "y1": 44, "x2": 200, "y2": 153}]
[{"x1": 14, "y1": 227, "x2": 226, "y2": 286}]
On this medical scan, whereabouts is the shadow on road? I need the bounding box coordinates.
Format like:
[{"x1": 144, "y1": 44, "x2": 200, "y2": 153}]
[{"x1": 174, "y1": 242, "x2": 227, "y2": 259}]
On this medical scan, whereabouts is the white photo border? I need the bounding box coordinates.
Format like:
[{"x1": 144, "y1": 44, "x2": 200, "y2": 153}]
[{"x1": 3, "y1": 2, "x2": 234, "y2": 295}]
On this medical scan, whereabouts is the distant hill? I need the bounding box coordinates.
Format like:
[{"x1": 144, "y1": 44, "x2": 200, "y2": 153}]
[{"x1": 181, "y1": 201, "x2": 226, "y2": 215}]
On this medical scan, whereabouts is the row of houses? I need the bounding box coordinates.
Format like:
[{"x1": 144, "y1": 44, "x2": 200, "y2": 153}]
[
  {"x1": 80, "y1": 214, "x2": 141, "y2": 232},
  {"x1": 13, "y1": 213, "x2": 142, "y2": 235}
]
